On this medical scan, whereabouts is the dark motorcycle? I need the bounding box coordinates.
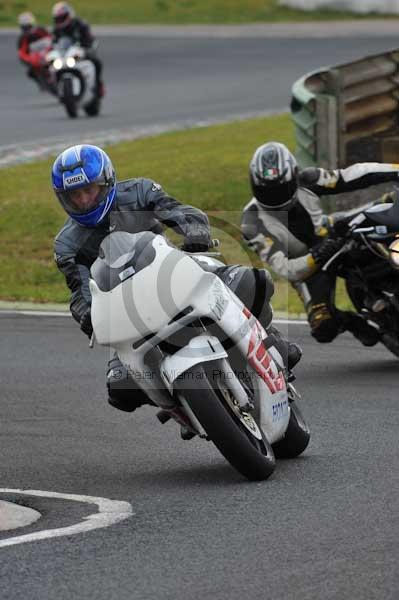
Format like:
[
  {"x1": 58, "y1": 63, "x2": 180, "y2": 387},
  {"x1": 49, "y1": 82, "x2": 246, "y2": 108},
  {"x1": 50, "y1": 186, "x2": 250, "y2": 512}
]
[{"x1": 324, "y1": 195, "x2": 399, "y2": 357}]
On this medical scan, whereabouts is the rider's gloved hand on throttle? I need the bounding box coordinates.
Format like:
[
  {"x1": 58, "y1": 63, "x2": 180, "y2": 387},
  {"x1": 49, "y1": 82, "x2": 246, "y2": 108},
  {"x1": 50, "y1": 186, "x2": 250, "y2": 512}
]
[
  {"x1": 310, "y1": 237, "x2": 345, "y2": 267},
  {"x1": 182, "y1": 231, "x2": 211, "y2": 253},
  {"x1": 331, "y1": 217, "x2": 350, "y2": 238},
  {"x1": 321, "y1": 214, "x2": 349, "y2": 238},
  {"x1": 80, "y1": 308, "x2": 93, "y2": 337}
]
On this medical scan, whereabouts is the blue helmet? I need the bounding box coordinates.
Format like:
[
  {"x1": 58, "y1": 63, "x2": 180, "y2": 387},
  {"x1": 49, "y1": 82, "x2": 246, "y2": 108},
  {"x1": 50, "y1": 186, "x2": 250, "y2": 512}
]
[{"x1": 52, "y1": 144, "x2": 116, "y2": 227}]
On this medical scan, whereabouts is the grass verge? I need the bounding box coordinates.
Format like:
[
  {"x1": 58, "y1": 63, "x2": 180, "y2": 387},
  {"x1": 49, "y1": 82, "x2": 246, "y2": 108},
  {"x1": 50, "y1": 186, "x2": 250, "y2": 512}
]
[
  {"x1": 0, "y1": 0, "x2": 394, "y2": 26},
  {"x1": 0, "y1": 112, "x2": 353, "y2": 313}
]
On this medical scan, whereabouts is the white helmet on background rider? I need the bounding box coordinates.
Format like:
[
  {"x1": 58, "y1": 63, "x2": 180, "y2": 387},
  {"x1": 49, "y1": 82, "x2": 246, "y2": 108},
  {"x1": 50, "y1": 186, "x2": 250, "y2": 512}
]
[
  {"x1": 52, "y1": 1, "x2": 75, "y2": 30},
  {"x1": 18, "y1": 11, "x2": 36, "y2": 32},
  {"x1": 249, "y1": 142, "x2": 299, "y2": 210}
]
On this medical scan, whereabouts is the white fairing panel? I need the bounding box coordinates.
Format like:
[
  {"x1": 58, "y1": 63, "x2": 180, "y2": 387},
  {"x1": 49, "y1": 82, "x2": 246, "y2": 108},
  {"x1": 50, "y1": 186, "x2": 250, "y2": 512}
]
[
  {"x1": 77, "y1": 59, "x2": 96, "y2": 103},
  {"x1": 90, "y1": 236, "x2": 217, "y2": 346}
]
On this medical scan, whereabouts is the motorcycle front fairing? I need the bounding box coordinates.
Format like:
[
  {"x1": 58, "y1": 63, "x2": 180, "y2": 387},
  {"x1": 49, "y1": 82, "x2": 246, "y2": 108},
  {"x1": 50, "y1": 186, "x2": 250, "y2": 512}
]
[
  {"x1": 90, "y1": 232, "x2": 219, "y2": 346},
  {"x1": 90, "y1": 231, "x2": 290, "y2": 443},
  {"x1": 49, "y1": 42, "x2": 96, "y2": 104}
]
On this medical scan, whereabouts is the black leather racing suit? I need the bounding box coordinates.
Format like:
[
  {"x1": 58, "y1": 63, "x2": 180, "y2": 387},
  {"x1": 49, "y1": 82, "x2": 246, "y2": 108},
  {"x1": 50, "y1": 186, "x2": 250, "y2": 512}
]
[
  {"x1": 241, "y1": 162, "x2": 399, "y2": 343},
  {"x1": 54, "y1": 177, "x2": 282, "y2": 411}
]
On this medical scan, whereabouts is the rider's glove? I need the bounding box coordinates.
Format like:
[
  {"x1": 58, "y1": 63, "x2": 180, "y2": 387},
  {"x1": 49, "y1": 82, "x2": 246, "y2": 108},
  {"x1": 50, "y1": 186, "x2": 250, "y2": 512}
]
[
  {"x1": 182, "y1": 229, "x2": 211, "y2": 253},
  {"x1": 80, "y1": 308, "x2": 93, "y2": 338},
  {"x1": 310, "y1": 237, "x2": 345, "y2": 267},
  {"x1": 330, "y1": 216, "x2": 351, "y2": 238},
  {"x1": 321, "y1": 214, "x2": 349, "y2": 238}
]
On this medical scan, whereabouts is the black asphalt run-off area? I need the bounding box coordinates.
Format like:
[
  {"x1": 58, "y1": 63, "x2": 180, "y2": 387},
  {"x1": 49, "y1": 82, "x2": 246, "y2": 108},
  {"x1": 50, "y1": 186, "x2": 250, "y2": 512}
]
[
  {"x1": 1, "y1": 27, "x2": 398, "y2": 148},
  {"x1": 1, "y1": 314, "x2": 399, "y2": 599}
]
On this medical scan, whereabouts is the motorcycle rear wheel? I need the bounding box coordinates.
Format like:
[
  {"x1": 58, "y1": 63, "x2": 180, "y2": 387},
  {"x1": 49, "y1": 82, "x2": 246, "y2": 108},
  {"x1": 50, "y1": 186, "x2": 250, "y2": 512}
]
[
  {"x1": 84, "y1": 97, "x2": 101, "y2": 117},
  {"x1": 175, "y1": 361, "x2": 276, "y2": 481},
  {"x1": 272, "y1": 401, "x2": 310, "y2": 459},
  {"x1": 380, "y1": 333, "x2": 399, "y2": 358}
]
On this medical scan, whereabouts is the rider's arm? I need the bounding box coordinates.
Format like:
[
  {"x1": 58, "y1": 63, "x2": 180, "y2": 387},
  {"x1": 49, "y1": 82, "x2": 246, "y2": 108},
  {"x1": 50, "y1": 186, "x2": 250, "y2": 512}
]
[
  {"x1": 54, "y1": 229, "x2": 92, "y2": 325},
  {"x1": 300, "y1": 163, "x2": 399, "y2": 196},
  {"x1": 142, "y1": 179, "x2": 211, "y2": 246},
  {"x1": 18, "y1": 37, "x2": 31, "y2": 64},
  {"x1": 77, "y1": 19, "x2": 94, "y2": 48},
  {"x1": 241, "y1": 201, "x2": 317, "y2": 283}
]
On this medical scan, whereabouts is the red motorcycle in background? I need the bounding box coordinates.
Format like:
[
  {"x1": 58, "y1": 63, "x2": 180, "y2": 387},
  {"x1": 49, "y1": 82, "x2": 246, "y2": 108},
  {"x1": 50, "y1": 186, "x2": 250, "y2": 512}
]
[{"x1": 19, "y1": 36, "x2": 57, "y2": 96}]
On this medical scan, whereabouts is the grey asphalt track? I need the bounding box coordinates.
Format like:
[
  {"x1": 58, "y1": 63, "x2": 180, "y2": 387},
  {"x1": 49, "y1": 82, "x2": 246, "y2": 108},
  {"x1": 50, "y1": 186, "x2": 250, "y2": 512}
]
[
  {"x1": 1, "y1": 25, "x2": 399, "y2": 151},
  {"x1": 1, "y1": 314, "x2": 399, "y2": 599}
]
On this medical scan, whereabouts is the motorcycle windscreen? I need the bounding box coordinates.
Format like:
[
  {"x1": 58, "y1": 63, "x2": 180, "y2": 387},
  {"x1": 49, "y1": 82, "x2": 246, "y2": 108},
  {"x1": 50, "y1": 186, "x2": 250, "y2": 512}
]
[{"x1": 91, "y1": 231, "x2": 157, "y2": 291}]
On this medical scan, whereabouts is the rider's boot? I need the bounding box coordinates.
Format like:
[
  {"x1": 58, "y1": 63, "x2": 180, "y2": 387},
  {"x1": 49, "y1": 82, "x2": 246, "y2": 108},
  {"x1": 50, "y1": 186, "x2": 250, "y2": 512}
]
[
  {"x1": 342, "y1": 313, "x2": 380, "y2": 347},
  {"x1": 266, "y1": 325, "x2": 302, "y2": 371},
  {"x1": 107, "y1": 356, "x2": 155, "y2": 412},
  {"x1": 180, "y1": 426, "x2": 196, "y2": 441},
  {"x1": 156, "y1": 410, "x2": 196, "y2": 440},
  {"x1": 287, "y1": 342, "x2": 303, "y2": 371}
]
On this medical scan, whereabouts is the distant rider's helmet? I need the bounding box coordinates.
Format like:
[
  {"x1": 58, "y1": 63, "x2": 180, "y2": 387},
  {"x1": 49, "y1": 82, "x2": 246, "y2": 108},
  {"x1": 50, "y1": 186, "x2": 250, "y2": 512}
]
[
  {"x1": 18, "y1": 11, "x2": 36, "y2": 33},
  {"x1": 52, "y1": 1, "x2": 75, "y2": 30},
  {"x1": 249, "y1": 142, "x2": 299, "y2": 210},
  {"x1": 52, "y1": 144, "x2": 116, "y2": 227}
]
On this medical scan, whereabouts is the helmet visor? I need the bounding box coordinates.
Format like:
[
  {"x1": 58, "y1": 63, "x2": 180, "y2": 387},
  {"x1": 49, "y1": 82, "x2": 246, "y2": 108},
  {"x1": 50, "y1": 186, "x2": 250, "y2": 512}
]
[
  {"x1": 254, "y1": 179, "x2": 298, "y2": 209},
  {"x1": 56, "y1": 183, "x2": 109, "y2": 216},
  {"x1": 54, "y1": 13, "x2": 69, "y2": 26}
]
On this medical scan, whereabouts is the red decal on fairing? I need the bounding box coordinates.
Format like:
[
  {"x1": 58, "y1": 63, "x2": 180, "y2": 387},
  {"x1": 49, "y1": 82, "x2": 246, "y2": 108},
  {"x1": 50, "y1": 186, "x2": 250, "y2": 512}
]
[
  {"x1": 245, "y1": 317, "x2": 286, "y2": 394},
  {"x1": 243, "y1": 307, "x2": 252, "y2": 320}
]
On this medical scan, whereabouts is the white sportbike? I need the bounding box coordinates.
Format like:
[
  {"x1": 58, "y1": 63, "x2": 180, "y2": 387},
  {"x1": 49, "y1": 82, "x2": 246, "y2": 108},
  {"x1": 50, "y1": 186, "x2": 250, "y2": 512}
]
[
  {"x1": 90, "y1": 231, "x2": 310, "y2": 481},
  {"x1": 46, "y1": 37, "x2": 100, "y2": 118}
]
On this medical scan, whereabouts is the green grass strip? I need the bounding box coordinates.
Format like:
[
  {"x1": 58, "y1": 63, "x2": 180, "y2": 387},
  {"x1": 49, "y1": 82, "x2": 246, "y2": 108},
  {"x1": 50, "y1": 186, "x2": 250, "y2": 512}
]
[
  {"x1": 1, "y1": 0, "x2": 394, "y2": 26},
  {"x1": 0, "y1": 112, "x2": 352, "y2": 313}
]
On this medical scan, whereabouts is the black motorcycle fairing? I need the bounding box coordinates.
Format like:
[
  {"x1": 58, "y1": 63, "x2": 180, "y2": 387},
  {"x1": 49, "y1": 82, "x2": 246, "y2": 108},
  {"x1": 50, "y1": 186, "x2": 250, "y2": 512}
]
[{"x1": 91, "y1": 231, "x2": 157, "y2": 292}]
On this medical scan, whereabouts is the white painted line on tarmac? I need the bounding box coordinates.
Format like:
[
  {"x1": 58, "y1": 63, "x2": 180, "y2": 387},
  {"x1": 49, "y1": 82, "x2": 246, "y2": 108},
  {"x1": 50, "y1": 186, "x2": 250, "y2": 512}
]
[
  {"x1": 0, "y1": 109, "x2": 277, "y2": 168},
  {"x1": 0, "y1": 489, "x2": 133, "y2": 549}
]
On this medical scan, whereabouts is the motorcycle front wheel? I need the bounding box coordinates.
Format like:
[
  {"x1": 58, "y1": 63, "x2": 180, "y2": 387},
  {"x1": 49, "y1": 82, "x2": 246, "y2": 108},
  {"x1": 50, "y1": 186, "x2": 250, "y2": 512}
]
[
  {"x1": 175, "y1": 361, "x2": 276, "y2": 481},
  {"x1": 62, "y1": 78, "x2": 78, "y2": 118}
]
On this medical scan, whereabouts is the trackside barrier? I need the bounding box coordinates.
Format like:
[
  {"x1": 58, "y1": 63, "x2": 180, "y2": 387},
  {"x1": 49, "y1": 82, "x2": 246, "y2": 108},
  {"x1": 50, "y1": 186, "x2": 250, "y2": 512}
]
[{"x1": 291, "y1": 48, "x2": 399, "y2": 169}]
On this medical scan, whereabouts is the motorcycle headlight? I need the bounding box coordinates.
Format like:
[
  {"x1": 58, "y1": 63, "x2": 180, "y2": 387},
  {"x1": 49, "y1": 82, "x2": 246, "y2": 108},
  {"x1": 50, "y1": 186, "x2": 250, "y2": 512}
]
[
  {"x1": 66, "y1": 57, "x2": 76, "y2": 68},
  {"x1": 389, "y1": 237, "x2": 399, "y2": 269},
  {"x1": 53, "y1": 58, "x2": 63, "y2": 70}
]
